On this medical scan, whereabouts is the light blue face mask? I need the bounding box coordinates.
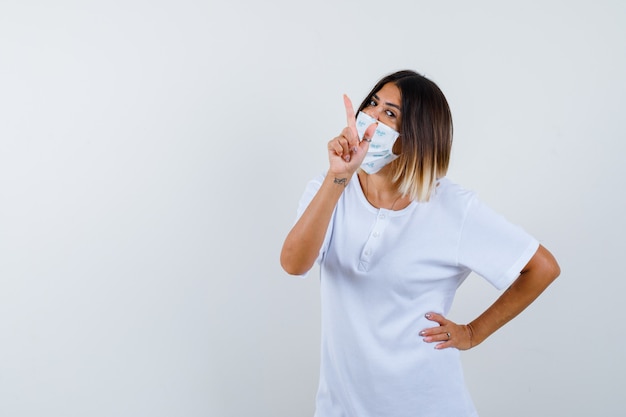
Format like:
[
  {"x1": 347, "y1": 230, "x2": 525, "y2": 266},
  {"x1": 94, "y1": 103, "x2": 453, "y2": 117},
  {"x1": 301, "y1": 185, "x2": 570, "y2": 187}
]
[{"x1": 355, "y1": 111, "x2": 400, "y2": 174}]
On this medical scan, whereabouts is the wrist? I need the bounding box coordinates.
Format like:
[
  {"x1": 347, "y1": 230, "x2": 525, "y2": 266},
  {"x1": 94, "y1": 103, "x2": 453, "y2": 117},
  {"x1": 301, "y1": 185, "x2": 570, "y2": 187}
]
[
  {"x1": 466, "y1": 321, "x2": 487, "y2": 347},
  {"x1": 466, "y1": 323, "x2": 476, "y2": 348},
  {"x1": 326, "y1": 170, "x2": 354, "y2": 188}
]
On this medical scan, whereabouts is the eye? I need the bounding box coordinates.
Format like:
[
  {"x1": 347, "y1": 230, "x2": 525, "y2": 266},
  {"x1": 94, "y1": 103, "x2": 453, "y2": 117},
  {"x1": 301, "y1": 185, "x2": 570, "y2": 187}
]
[
  {"x1": 367, "y1": 98, "x2": 377, "y2": 107},
  {"x1": 385, "y1": 109, "x2": 396, "y2": 118}
]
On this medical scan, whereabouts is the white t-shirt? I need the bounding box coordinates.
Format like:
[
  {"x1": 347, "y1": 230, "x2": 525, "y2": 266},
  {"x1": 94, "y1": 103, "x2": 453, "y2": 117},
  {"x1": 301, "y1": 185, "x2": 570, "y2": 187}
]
[{"x1": 295, "y1": 172, "x2": 539, "y2": 417}]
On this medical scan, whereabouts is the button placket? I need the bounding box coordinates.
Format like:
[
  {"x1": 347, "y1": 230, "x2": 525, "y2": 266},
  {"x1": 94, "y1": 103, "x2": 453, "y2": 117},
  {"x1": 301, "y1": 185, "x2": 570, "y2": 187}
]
[{"x1": 359, "y1": 209, "x2": 389, "y2": 271}]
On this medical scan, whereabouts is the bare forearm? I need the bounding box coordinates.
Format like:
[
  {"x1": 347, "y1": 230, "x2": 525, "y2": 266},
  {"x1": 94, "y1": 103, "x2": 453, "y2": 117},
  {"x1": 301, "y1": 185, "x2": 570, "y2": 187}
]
[
  {"x1": 468, "y1": 245, "x2": 560, "y2": 346},
  {"x1": 280, "y1": 173, "x2": 351, "y2": 275}
]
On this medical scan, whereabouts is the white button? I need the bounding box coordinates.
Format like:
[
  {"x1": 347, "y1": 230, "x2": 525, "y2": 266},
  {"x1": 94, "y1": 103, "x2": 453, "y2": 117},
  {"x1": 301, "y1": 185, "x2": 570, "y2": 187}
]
[
  {"x1": 364, "y1": 249, "x2": 371, "y2": 256},
  {"x1": 373, "y1": 231, "x2": 380, "y2": 238},
  {"x1": 379, "y1": 213, "x2": 386, "y2": 219}
]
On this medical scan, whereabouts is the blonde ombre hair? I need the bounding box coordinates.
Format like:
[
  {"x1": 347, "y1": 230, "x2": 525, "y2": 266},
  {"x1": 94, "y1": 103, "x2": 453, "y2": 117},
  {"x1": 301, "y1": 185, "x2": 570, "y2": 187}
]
[{"x1": 357, "y1": 70, "x2": 453, "y2": 202}]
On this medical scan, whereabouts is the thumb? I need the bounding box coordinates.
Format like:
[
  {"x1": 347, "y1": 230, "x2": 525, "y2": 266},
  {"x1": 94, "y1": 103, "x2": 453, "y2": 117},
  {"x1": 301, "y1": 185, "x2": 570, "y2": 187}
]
[
  {"x1": 359, "y1": 123, "x2": 378, "y2": 155},
  {"x1": 360, "y1": 122, "x2": 377, "y2": 150}
]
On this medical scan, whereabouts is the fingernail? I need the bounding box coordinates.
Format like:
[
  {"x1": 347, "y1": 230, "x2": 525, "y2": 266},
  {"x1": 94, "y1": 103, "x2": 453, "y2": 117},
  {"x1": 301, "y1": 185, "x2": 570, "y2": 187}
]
[
  {"x1": 351, "y1": 146, "x2": 358, "y2": 153},
  {"x1": 418, "y1": 331, "x2": 426, "y2": 336},
  {"x1": 425, "y1": 313, "x2": 431, "y2": 319},
  {"x1": 344, "y1": 155, "x2": 350, "y2": 162}
]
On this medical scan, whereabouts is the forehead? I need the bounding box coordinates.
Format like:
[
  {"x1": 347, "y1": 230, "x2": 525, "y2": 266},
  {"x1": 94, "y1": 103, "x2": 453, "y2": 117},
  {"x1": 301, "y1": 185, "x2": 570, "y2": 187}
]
[{"x1": 375, "y1": 82, "x2": 401, "y2": 107}]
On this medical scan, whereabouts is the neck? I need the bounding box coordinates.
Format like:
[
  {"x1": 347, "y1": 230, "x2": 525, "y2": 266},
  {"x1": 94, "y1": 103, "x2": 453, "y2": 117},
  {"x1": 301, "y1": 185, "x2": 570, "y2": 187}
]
[{"x1": 359, "y1": 170, "x2": 409, "y2": 210}]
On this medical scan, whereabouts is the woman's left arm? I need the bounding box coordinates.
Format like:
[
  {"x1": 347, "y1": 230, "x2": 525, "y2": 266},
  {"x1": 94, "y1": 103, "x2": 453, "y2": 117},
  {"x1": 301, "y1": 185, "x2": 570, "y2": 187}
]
[{"x1": 420, "y1": 244, "x2": 561, "y2": 350}]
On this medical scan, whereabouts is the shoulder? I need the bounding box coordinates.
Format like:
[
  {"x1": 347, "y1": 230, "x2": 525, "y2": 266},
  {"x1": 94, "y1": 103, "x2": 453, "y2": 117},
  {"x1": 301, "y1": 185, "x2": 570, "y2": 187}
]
[{"x1": 429, "y1": 177, "x2": 477, "y2": 214}]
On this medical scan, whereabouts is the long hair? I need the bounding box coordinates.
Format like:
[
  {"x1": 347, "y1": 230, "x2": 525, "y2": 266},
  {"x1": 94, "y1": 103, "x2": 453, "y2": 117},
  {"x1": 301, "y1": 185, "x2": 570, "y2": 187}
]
[{"x1": 357, "y1": 70, "x2": 453, "y2": 202}]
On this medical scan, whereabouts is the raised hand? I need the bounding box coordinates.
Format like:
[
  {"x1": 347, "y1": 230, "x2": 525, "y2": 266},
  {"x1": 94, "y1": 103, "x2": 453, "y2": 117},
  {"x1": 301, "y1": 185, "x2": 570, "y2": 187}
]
[{"x1": 327, "y1": 95, "x2": 377, "y2": 177}]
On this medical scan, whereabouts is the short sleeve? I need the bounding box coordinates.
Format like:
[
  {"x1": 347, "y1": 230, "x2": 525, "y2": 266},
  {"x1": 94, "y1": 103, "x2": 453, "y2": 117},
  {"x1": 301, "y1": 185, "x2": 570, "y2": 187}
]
[
  {"x1": 293, "y1": 173, "x2": 335, "y2": 275},
  {"x1": 457, "y1": 196, "x2": 539, "y2": 290}
]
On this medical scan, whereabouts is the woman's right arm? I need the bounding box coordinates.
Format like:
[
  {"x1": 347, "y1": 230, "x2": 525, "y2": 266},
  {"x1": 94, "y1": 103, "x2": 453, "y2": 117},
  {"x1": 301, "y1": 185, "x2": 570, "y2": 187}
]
[
  {"x1": 280, "y1": 95, "x2": 376, "y2": 275},
  {"x1": 280, "y1": 174, "x2": 351, "y2": 275}
]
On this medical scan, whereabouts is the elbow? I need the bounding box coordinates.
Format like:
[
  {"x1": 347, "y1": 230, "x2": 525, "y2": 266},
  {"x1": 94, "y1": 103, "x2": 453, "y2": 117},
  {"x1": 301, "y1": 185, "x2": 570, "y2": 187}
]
[
  {"x1": 280, "y1": 234, "x2": 317, "y2": 276},
  {"x1": 280, "y1": 250, "x2": 311, "y2": 276},
  {"x1": 282, "y1": 265, "x2": 308, "y2": 276},
  {"x1": 522, "y1": 244, "x2": 561, "y2": 287},
  {"x1": 549, "y1": 257, "x2": 561, "y2": 282},
  {"x1": 538, "y1": 244, "x2": 561, "y2": 283},
  {"x1": 280, "y1": 260, "x2": 309, "y2": 276}
]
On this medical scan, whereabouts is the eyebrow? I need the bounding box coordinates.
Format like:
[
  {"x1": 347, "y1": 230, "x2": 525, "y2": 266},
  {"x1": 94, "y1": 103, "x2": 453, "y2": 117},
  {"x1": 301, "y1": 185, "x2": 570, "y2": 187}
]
[{"x1": 373, "y1": 94, "x2": 401, "y2": 111}]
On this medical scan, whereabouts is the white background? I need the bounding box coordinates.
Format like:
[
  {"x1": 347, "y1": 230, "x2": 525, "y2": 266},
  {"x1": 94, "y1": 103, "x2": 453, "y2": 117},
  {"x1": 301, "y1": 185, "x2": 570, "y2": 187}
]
[{"x1": 1, "y1": 1, "x2": 624, "y2": 416}]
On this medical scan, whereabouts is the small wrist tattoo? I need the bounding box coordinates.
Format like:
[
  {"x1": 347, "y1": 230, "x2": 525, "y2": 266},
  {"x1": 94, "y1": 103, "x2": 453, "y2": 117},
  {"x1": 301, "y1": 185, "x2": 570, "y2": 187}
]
[{"x1": 333, "y1": 177, "x2": 348, "y2": 187}]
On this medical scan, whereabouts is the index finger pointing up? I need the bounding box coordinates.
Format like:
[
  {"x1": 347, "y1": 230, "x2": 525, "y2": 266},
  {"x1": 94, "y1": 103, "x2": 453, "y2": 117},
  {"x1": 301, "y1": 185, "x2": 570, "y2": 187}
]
[{"x1": 343, "y1": 94, "x2": 357, "y2": 133}]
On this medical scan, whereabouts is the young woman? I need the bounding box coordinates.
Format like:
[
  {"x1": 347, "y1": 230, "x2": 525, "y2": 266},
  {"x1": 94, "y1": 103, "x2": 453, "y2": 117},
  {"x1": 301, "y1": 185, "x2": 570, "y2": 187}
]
[{"x1": 280, "y1": 70, "x2": 560, "y2": 417}]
